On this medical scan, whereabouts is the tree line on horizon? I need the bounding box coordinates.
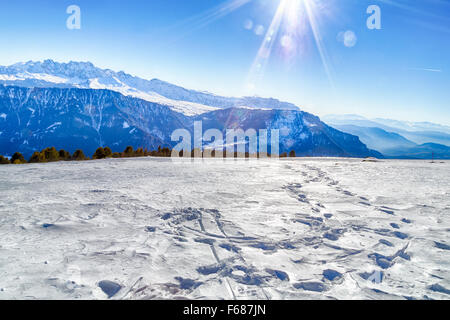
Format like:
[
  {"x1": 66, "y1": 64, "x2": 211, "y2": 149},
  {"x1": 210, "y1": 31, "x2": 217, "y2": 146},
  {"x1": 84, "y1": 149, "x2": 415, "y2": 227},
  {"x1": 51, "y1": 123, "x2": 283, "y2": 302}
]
[
  {"x1": 0, "y1": 146, "x2": 172, "y2": 165},
  {"x1": 0, "y1": 146, "x2": 297, "y2": 165}
]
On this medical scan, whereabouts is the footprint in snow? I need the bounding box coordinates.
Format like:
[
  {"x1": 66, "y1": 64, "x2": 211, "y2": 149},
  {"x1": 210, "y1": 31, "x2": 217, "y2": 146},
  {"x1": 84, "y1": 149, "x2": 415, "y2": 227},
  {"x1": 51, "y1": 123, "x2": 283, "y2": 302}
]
[
  {"x1": 322, "y1": 269, "x2": 342, "y2": 281},
  {"x1": 293, "y1": 282, "x2": 327, "y2": 292},
  {"x1": 434, "y1": 242, "x2": 450, "y2": 250},
  {"x1": 98, "y1": 280, "x2": 122, "y2": 298}
]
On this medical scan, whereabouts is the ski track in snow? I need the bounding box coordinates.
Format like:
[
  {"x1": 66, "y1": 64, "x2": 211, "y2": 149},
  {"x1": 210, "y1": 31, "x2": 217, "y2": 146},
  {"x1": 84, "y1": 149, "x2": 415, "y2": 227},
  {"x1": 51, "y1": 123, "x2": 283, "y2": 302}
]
[{"x1": 0, "y1": 158, "x2": 449, "y2": 300}]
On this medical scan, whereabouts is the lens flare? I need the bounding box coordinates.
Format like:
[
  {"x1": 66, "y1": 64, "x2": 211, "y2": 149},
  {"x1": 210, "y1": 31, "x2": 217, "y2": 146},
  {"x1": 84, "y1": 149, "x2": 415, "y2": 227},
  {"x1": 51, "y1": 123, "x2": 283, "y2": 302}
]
[
  {"x1": 246, "y1": 0, "x2": 335, "y2": 93},
  {"x1": 246, "y1": 0, "x2": 289, "y2": 92},
  {"x1": 303, "y1": 0, "x2": 335, "y2": 90}
]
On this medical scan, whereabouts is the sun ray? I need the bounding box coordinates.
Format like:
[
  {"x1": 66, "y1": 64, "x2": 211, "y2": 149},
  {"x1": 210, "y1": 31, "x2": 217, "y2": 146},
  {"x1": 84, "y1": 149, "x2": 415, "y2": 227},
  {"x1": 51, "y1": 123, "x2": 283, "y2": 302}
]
[
  {"x1": 303, "y1": 0, "x2": 335, "y2": 91},
  {"x1": 379, "y1": 0, "x2": 450, "y2": 22},
  {"x1": 246, "y1": 0, "x2": 289, "y2": 93},
  {"x1": 159, "y1": 0, "x2": 253, "y2": 48},
  {"x1": 246, "y1": 0, "x2": 336, "y2": 93},
  {"x1": 185, "y1": 0, "x2": 253, "y2": 31}
]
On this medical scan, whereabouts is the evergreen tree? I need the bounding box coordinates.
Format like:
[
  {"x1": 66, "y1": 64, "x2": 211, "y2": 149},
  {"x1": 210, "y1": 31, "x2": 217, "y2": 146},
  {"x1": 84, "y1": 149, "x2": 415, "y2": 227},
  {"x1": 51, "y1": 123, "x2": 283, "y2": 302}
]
[
  {"x1": 161, "y1": 147, "x2": 171, "y2": 157},
  {"x1": 104, "y1": 147, "x2": 113, "y2": 158},
  {"x1": 43, "y1": 147, "x2": 60, "y2": 162},
  {"x1": 135, "y1": 147, "x2": 145, "y2": 157},
  {"x1": 289, "y1": 150, "x2": 296, "y2": 158},
  {"x1": 72, "y1": 150, "x2": 87, "y2": 161},
  {"x1": 123, "y1": 146, "x2": 134, "y2": 157},
  {"x1": 0, "y1": 155, "x2": 10, "y2": 165},
  {"x1": 59, "y1": 149, "x2": 71, "y2": 161},
  {"x1": 29, "y1": 151, "x2": 45, "y2": 163},
  {"x1": 11, "y1": 152, "x2": 26, "y2": 164},
  {"x1": 112, "y1": 152, "x2": 121, "y2": 158},
  {"x1": 93, "y1": 147, "x2": 106, "y2": 159}
]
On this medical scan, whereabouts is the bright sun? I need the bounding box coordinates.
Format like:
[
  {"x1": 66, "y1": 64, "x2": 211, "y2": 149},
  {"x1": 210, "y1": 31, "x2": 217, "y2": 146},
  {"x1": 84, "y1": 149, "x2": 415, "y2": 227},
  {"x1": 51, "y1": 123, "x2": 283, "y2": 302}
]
[
  {"x1": 246, "y1": 0, "x2": 333, "y2": 92},
  {"x1": 169, "y1": 0, "x2": 331, "y2": 92}
]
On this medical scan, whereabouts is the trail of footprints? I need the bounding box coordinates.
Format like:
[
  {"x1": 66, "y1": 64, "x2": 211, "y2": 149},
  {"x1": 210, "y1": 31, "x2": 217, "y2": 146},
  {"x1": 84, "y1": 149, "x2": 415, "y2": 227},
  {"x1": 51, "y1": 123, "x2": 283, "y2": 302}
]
[
  {"x1": 127, "y1": 164, "x2": 432, "y2": 299},
  {"x1": 282, "y1": 164, "x2": 419, "y2": 295},
  {"x1": 158, "y1": 208, "x2": 279, "y2": 299}
]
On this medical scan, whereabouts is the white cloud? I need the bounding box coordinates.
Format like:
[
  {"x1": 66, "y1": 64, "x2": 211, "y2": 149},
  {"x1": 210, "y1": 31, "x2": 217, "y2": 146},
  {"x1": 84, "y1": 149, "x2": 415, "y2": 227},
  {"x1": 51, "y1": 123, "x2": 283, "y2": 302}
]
[{"x1": 409, "y1": 68, "x2": 442, "y2": 73}]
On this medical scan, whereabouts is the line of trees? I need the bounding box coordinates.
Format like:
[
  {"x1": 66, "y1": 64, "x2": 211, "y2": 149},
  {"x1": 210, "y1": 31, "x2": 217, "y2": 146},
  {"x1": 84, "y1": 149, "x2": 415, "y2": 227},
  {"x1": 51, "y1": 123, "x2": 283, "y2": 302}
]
[
  {"x1": 0, "y1": 146, "x2": 172, "y2": 165},
  {"x1": 0, "y1": 146, "x2": 297, "y2": 165}
]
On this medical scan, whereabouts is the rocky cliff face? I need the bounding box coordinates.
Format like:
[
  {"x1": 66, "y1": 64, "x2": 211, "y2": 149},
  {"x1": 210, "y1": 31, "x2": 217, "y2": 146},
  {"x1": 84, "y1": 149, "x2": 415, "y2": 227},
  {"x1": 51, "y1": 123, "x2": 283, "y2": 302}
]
[
  {"x1": 0, "y1": 86, "x2": 189, "y2": 157},
  {"x1": 195, "y1": 108, "x2": 381, "y2": 157},
  {"x1": 0, "y1": 85, "x2": 380, "y2": 159}
]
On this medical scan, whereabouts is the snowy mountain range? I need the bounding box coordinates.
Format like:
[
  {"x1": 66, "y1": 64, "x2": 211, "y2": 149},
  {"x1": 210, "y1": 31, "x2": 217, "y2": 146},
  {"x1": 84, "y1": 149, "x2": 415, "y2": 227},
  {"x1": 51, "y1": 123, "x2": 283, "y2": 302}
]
[
  {"x1": 0, "y1": 86, "x2": 380, "y2": 159},
  {"x1": 0, "y1": 60, "x2": 299, "y2": 116},
  {"x1": 2, "y1": 60, "x2": 448, "y2": 159}
]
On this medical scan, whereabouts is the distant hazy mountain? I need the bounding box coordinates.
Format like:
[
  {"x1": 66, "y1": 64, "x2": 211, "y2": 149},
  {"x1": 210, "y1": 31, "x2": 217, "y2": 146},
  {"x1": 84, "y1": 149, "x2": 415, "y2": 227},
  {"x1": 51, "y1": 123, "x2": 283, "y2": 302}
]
[
  {"x1": 331, "y1": 125, "x2": 417, "y2": 153},
  {"x1": 324, "y1": 115, "x2": 450, "y2": 159},
  {"x1": 323, "y1": 114, "x2": 450, "y2": 147},
  {"x1": 387, "y1": 143, "x2": 450, "y2": 160},
  {"x1": 331, "y1": 124, "x2": 450, "y2": 159},
  {"x1": 323, "y1": 114, "x2": 450, "y2": 135},
  {"x1": 373, "y1": 118, "x2": 450, "y2": 135},
  {"x1": 0, "y1": 86, "x2": 380, "y2": 159},
  {"x1": 0, "y1": 60, "x2": 300, "y2": 116}
]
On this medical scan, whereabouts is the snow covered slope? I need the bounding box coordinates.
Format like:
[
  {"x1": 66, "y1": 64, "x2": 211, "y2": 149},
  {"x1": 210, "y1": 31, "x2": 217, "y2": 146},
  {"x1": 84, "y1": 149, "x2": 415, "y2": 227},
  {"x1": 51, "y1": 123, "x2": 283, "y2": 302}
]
[
  {"x1": 0, "y1": 158, "x2": 449, "y2": 300},
  {"x1": 0, "y1": 60, "x2": 300, "y2": 115}
]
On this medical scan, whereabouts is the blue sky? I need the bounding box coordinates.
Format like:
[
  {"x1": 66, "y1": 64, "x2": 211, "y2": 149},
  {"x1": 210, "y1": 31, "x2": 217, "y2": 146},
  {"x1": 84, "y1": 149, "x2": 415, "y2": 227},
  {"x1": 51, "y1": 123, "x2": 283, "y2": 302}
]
[{"x1": 0, "y1": 0, "x2": 449, "y2": 124}]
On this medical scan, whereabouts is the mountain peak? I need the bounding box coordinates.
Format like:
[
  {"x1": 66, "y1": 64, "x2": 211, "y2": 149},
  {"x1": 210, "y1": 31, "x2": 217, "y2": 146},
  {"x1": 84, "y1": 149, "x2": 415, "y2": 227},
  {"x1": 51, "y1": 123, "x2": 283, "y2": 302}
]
[{"x1": 0, "y1": 60, "x2": 302, "y2": 115}]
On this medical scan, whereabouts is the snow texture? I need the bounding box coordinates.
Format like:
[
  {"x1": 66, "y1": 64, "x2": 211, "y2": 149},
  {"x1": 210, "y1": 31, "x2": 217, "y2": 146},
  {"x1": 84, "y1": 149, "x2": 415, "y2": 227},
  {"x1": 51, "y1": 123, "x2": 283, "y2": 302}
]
[{"x1": 0, "y1": 158, "x2": 449, "y2": 300}]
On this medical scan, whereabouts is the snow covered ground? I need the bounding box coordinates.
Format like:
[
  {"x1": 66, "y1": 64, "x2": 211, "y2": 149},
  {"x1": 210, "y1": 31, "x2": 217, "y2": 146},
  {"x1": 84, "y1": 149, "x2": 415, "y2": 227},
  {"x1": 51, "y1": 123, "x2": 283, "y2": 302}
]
[{"x1": 0, "y1": 158, "x2": 449, "y2": 300}]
